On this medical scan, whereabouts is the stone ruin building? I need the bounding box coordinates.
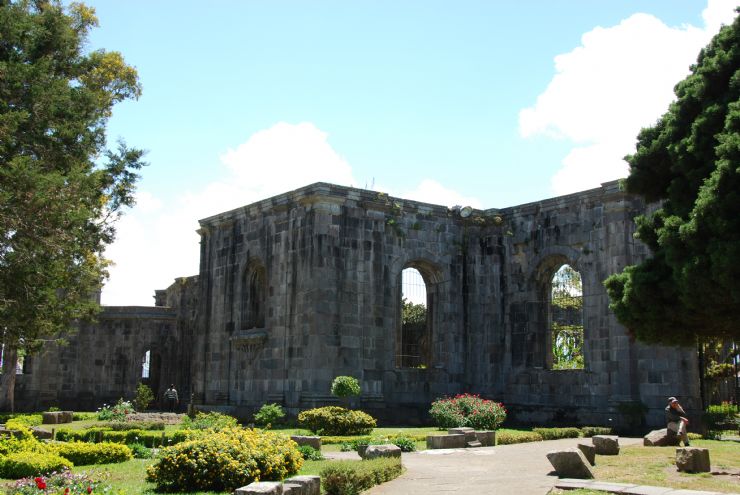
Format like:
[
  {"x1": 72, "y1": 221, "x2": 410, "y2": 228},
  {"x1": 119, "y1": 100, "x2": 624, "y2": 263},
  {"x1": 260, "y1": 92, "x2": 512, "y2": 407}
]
[{"x1": 15, "y1": 181, "x2": 701, "y2": 428}]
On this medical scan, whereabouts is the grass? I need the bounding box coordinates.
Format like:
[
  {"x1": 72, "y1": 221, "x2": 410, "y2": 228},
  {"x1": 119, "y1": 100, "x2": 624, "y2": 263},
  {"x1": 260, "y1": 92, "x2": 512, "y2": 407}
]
[{"x1": 590, "y1": 439, "x2": 740, "y2": 493}]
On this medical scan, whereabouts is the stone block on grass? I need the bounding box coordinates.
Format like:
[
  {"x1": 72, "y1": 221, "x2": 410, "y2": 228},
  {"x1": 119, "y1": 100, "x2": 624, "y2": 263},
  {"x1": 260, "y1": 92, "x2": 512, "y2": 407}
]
[
  {"x1": 290, "y1": 435, "x2": 321, "y2": 450},
  {"x1": 364, "y1": 444, "x2": 401, "y2": 460},
  {"x1": 42, "y1": 412, "x2": 60, "y2": 424},
  {"x1": 235, "y1": 481, "x2": 283, "y2": 494},
  {"x1": 61, "y1": 411, "x2": 73, "y2": 423},
  {"x1": 283, "y1": 476, "x2": 320, "y2": 495},
  {"x1": 576, "y1": 443, "x2": 596, "y2": 466},
  {"x1": 546, "y1": 449, "x2": 594, "y2": 479},
  {"x1": 643, "y1": 428, "x2": 679, "y2": 447},
  {"x1": 475, "y1": 430, "x2": 496, "y2": 446},
  {"x1": 676, "y1": 447, "x2": 710, "y2": 473},
  {"x1": 427, "y1": 433, "x2": 466, "y2": 449},
  {"x1": 592, "y1": 435, "x2": 620, "y2": 455}
]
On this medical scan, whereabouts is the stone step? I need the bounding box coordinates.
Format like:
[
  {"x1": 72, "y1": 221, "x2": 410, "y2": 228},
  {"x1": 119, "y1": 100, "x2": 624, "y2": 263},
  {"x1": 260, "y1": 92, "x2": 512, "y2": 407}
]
[{"x1": 467, "y1": 440, "x2": 483, "y2": 448}]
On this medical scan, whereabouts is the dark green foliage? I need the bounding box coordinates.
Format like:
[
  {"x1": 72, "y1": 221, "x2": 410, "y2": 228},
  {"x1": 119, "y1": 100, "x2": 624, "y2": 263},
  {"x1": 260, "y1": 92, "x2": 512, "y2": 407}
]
[
  {"x1": 297, "y1": 444, "x2": 324, "y2": 460},
  {"x1": 321, "y1": 457, "x2": 403, "y2": 495},
  {"x1": 254, "y1": 403, "x2": 285, "y2": 428},
  {"x1": 532, "y1": 427, "x2": 581, "y2": 440},
  {"x1": 129, "y1": 441, "x2": 153, "y2": 459},
  {"x1": 51, "y1": 441, "x2": 132, "y2": 465},
  {"x1": 605, "y1": 13, "x2": 740, "y2": 344},
  {"x1": 55, "y1": 427, "x2": 187, "y2": 447},
  {"x1": 496, "y1": 431, "x2": 543, "y2": 445},
  {"x1": 133, "y1": 383, "x2": 155, "y2": 412},
  {"x1": 331, "y1": 376, "x2": 361, "y2": 398},
  {"x1": 704, "y1": 403, "x2": 739, "y2": 433},
  {"x1": 0, "y1": 0, "x2": 145, "y2": 410}
]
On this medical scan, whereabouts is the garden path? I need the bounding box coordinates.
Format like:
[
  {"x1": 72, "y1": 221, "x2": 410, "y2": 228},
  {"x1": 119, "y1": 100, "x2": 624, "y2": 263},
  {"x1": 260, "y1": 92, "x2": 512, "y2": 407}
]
[{"x1": 333, "y1": 437, "x2": 643, "y2": 494}]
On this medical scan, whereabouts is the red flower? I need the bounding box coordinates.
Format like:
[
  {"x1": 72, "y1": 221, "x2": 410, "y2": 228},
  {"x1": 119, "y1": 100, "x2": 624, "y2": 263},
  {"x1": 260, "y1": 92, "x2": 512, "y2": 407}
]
[
  {"x1": 34, "y1": 477, "x2": 46, "y2": 490},
  {"x1": 64, "y1": 488, "x2": 70, "y2": 495},
  {"x1": 87, "y1": 487, "x2": 93, "y2": 494}
]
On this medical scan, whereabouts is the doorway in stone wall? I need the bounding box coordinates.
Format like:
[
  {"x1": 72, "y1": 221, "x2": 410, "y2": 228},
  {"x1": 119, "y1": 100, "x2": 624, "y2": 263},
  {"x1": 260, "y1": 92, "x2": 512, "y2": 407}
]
[
  {"x1": 398, "y1": 267, "x2": 431, "y2": 369},
  {"x1": 141, "y1": 350, "x2": 162, "y2": 408}
]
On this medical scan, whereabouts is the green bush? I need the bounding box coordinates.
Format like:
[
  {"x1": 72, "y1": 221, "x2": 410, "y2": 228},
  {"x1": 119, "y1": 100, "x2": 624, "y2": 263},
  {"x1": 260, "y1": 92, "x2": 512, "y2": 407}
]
[
  {"x1": 254, "y1": 403, "x2": 285, "y2": 428},
  {"x1": 532, "y1": 427, "x2": 581, "y2": 440},
  {"x1": 581, "y1": 426, "x2": 613, "y2": 437},
  {"x1": 496, "y1": 431, "x2": 543, "y2": 445},
  {"x1": 704, "y1": 403, "x2": 739, "y2": 431},
  {"x1": 72, "y1": 412, "x2": 98, "y2": 421},
  {"x1": 146, "y1": 427, "x2": 303, "y2": 492},
  {"x1": 134, "y1": 383, "x2": 155, "y2": 412},
  {"x1": 51, "y1": 441, "x2": 133, "y2": 465},
  {"x1": 391, "y1": 435, "x2": 416, "y2": 452},
  {"x1": 429, "y1": 394, "x2": 507, "y2": 430},
  {"x1": 180, "y1": 411, "x2": 238, "y2": 431},
  {"x1": 129, "y1": 442, "x2": 153, "y2": 459},
  {"x1": 298, "y1": 406, "x2": 376, "y2": 435},
  {"x1": 0, "y1": 414, "x2": 42, "y2": 427},
  {"x1": 297, "y1": 444, "x2": 324, "y2": 460},
  {"x1": 331, "y1": 376, "x2": 361, "y2": 398},
  {"x1": 0, "y1": 451, "x2": 72, "y2": 478},
  {"x1": 321, "y1": 457, "x2": 402, "y2": 495},
  {"x1": 55, "y1": 427, "x2": 186, "y2": 447}
]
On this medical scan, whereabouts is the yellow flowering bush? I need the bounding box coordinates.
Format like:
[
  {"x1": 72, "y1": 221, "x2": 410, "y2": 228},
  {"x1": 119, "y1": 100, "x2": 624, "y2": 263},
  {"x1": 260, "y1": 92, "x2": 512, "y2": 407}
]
[
  {"x1": 50, "y1": 441, "x2": 133, "y2": 465},
  {"x1": 145, "y1": 427, "x2": 303, "y2": 492},
  {"x1": 0, "y1": 451, "x2": 72, "y2": 478},
  {"x1": 298, "y1": 406, "x2": 376, "y2": 435}
]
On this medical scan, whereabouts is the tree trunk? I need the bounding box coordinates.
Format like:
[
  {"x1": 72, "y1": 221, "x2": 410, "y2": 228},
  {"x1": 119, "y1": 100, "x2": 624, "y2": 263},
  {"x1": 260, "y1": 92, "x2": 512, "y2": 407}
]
[{"x1": 0, "y1": 344, "x2": 17, "y2": 412}]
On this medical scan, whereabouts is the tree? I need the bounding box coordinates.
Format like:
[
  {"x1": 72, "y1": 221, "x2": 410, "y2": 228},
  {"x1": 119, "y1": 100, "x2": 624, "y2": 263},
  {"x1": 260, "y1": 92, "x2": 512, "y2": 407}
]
[
  {"x1": 0, "y1": 1, "x2": 145, "y2": 410},
  {"x1": 604, "y1": 12, "x2": 740, "y2": 345}
]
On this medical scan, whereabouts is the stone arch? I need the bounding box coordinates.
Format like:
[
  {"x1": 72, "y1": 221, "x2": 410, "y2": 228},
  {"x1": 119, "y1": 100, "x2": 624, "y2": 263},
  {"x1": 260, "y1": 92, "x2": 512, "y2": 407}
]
[
  {"x1": 394, "y1": 257, "x2": 443, "y2": 369},
  {"x1": 241, "y1": 259, "x2": 266, "y2": 330}
]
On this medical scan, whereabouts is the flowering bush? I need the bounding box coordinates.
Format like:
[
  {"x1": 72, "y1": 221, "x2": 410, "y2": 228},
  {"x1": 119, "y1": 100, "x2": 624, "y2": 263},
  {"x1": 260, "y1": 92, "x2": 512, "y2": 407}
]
[
  {"x1": 146, "y1": 427, "x2": 302, "y2": 492},
  {"x1": 298, "y1": 406, "x2": 376, "y2": 435},
  {"x1": 8, "y1": 470, "x2": 117, "y2": 495},
  {"x1": 429, "y1": 394, "x2": 506, "y2": 431},
  {"x1": 96, "y1": 399, "x2": 134, "y2": 422}
]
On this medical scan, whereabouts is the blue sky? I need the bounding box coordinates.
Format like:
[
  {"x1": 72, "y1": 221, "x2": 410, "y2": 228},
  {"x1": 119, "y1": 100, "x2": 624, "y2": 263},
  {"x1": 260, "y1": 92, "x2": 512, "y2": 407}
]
[{"x1": 85, "y1": 0, "x2": 738, "y2": 305}]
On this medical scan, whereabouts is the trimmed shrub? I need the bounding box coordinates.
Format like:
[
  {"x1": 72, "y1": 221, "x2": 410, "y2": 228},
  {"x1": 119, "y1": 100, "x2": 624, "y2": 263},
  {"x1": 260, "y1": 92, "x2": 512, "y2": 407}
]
[
  {"x1": 429, "y1": 394, "x2": 507, "y2": 430},
  {"x1": 331, "y1": 376, "x2": 361, "y2": 398},
  {"x1": 55, "y1": 427, "x2": 186, "y2": 447},
  {"x1": 72, "y1": 412, "x2": 98, "y2": 421},
  {"x1": 254, "y1": 403, "x2": 285, "y2": 428},
  {"x1": 100, "y1": 420, "x2": 165, "y2": 431},
  {"x1": 391, "y1": 435, "x2": 416, "y2": 452},
  {"x1": 2, "y1": 415, "x2": 42, "y2": 428},
  {"x1": 180, "y1": 411, "x2": 238, "y2": 431},
  {"x1": 133, "y1": 383, "x2": 155, "y2": 412},
  {"x1": 532, "y1": 427, "x2": 580, "y2": 440},
  {"x1": 146, "y1": 427, "x2": 303, "y2": 492},
  {"x1": 0, "y1": 451, "x2": 72, "y2": 478},
  {"x1": 297, "y1": 444, "x2": 324, "y2": 461},
  {"x1": 321, "y1": 457, "x2": 402, "y2": 495},
  {"x1": 496, "y1": 430, "x2": 543, "y2": 445},
  {"x1": 298, "y1": 406, "x2": 376, "y2": 436},
  {"x1": 581, "y1": 426, "x2": 613, "y2": 437},
  {"x1": 51, "y1": 441, "x2": 133, "y2": 465}
]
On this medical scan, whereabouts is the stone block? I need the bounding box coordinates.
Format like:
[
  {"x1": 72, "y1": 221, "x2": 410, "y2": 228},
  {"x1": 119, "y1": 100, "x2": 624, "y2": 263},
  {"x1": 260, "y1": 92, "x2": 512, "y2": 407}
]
[
  {"x1": 426, "y1": 434, "x2": 466, "y2": 449},
  {"x1": 364, "y1": 444, "x2": 402, "y2": 460},
  {"x1": 475, "y1": 430, "x2": 496, "y2": 446},
  {"x1": 466, "y1": 440, "x2": 483, "y2": 448},
  {"x1": 546, "y1": 449, "x2": 594, "y2": 479},
  {"x1": 643, "y1": 428, "x2": 679, "y2": 447},
  {"x1": 283, "y1": 476, "x2": 320, "y2": 495},
  {"x1": 448, "y1": 427, "x2": 474, "y2": 435},
  {"x1": 42, "y1": 411, "x2": 60, "y2": 424},
  {"x1": 576, "y1": 443, "x2": 596, "y2": 465},
  {"x1": 290, "y1": 435, "x2": 321, "y2": 450},
  {"x1": 592, "y1": 435, "x2": 620, "y2": 455},
  {"x1": 32, "y1": 427, "x2": 53, "y2": 440},
  {"x1": 235, "y1": 481, "x2": 283, "y2": 494},
  {"x1": 61, "y1": 411, "x2": 73, "y2": 423},
  {"x1": 675, "y1": 447, "x2": 710, "y2": 473},
  {"x1": 281, "y1": 483, "x2": 303, "y2": 495}
]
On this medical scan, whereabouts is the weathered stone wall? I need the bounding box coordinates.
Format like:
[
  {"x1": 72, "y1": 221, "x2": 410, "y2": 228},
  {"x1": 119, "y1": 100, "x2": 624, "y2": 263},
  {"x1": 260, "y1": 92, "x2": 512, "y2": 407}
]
[{"x1": 14, "y1": 181, "x2": 700, "y2": 427}]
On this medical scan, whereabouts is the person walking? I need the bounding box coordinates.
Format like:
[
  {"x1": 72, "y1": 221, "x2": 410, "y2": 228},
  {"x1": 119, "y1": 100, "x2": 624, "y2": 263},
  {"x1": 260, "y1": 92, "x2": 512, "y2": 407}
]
[
  {"x1": 665, "y1": 396, "x2": 690, "y2": 446},
  {"x1": 164, "y1": 384, "x2": 179, "y2": 413}
]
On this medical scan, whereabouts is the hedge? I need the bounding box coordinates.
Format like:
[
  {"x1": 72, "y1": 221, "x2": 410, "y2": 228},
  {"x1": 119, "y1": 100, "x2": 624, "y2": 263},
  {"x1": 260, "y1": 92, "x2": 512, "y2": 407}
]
[
  {"x1": 0, "y1": 451, "x2": 72, "y2": 478},
  {"x1": 532, "y1": 427, "x2": 581, "y2": 440},
  {"x1": 298, "y1": 407, "x2": 376, "y2": 435},
  {"x1": 55, "y1": 428, "x2": 189, "y2": 447},
  {"x1": 321, "y1": 457, "x2": 403, "y2": 495},
  {"x1": 51, "y1": 441, "x2": 133, "y2": 465},
  {"x1": 581, "y1": 426, "x2": 613, "y2": 437},
  {"x1": 496, "y1": 430, "x2": 543, "y2": 445}
]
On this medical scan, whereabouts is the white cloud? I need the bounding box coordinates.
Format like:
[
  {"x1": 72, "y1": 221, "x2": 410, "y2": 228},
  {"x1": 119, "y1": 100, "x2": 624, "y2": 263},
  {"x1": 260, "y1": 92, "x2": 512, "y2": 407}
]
[
  {"x1": 102, "y1": 121, "x2": 475, "y2": 306},
  {"x1": 520, "y1": 0, "x2": 738, "y2": 195}
]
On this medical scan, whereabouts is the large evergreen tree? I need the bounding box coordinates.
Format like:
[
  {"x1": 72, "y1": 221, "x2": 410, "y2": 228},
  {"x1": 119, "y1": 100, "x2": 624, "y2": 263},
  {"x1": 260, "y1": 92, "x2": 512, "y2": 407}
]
[
  {"x1": 0, "y1": 0, "x2": 144, "y2": 410},
  {"x1": 605, "y1": 12, "x2": 740, "y2": 345}
]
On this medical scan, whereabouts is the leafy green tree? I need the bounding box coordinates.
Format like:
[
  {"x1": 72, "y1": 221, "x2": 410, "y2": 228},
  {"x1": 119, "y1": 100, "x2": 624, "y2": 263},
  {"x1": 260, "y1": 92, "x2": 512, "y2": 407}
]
[
  {"x1": 605, "y1": 12, "x2": 740, "y2": 345},
  {"x1": 0, "y1": 0, "x2": 144, "y2": 410},
  {"x1": 330, "y1": 375, "x2": 360, "y2": 398},
  {"x1": 134, "y1": 383, "x2": 155, "y2": 412}
]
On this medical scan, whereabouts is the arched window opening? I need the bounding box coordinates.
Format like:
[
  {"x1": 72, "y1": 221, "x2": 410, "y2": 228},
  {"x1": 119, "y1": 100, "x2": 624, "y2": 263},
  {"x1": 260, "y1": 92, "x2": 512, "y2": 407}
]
[
  {"x1": 398, "y1": 267, "x2": 430, "y2": 369},
  {"x1": 550, "y1": 264, "x2": 584, "y2": 370},
  {"x1": 242, "y1": 264, "x2": 266, "y2": 329},
  {"x1": 141, "y1": 350, "x2": 150, "y2": 379}
]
